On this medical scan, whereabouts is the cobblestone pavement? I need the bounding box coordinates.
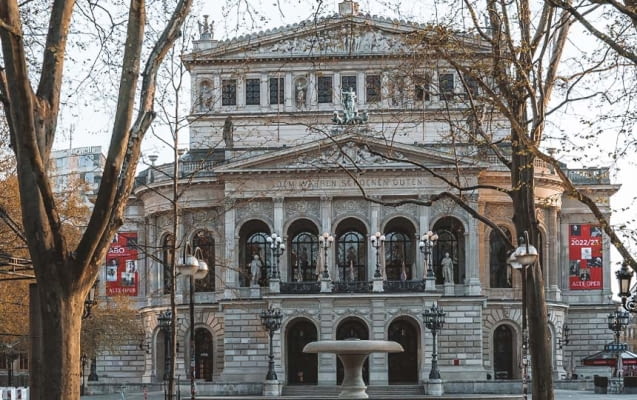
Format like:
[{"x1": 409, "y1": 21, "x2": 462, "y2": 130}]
[{"x1": 78, "y1": 389, "x2": 633, "y2": 400}]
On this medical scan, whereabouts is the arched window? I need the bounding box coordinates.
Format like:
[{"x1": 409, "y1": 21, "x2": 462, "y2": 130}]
[
  {"x1": 193, "y1": 230, "x2": 215, "y2": 292},
  {"x1": 432, "y1": 217, "x2": 465, "y2": 284},
  {"x1": 288, "y1": 220, "x2": 319, "y2": 282},
  {"x1": 490, "y1": 227, "x2": 512, "y2": 288},
  {"x1": 239, "y1": 221, "x2": 271, "y2": 287},
  {"x1": 194, "y1": 328, "x2": 213, "y2": 381},
  {"x1": 162, "y1": 234, "x2": 175, "y2": 294},
  {"x1": 384, "y1": 232, "x2": 412, "y2": 280},
  {"x1": 335, "y1": 219, "x2": 367, "y2": 281}
]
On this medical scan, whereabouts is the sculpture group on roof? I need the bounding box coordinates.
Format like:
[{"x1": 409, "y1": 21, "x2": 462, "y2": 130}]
[{"x1": 332, "y1": 87, "x2": 369, "y2": 125}]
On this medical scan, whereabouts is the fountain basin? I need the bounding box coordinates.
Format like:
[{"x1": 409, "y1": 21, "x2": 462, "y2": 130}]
[{"x1": 303, "y1": 340, "x2": 404, "y2": 399}]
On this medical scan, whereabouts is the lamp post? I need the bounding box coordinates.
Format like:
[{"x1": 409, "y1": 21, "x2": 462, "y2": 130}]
[
  {"x1": 423, "y1": 303, "x2": 445, "y2": 379},
  {"x1": 506, "y1": 231, "x2": 538, "y2": 400},
  {"x1": 616, "y1": 263, "x2": 637, "y2": 313},
  {"x1": 319, "y1": 232, "x2": 334, "y2": 279},
  {"x1": 608, "y1": 310, "x2": 629, "y2": 344},
  {"x1": 370, "y1": 232, "x2": 385, "y2": 278},
  {"x1": 260, "y1": 307, "x2": 283, "y2": 381},
  {"x1": 82, "y1": 279, "x2": 99, "y2": 320},
  {"x1": 267, "y1": 233, "x2": 285, "y2": 282},
  {"x1": 158, "y1": 310, "x2": 173, "y2": 382},
  {"x1": 177, "y1": 245, "x2": 209, "y2": 400},
  {"x1": 419, "y1": 230, "x2": 438, "y2": 281}
]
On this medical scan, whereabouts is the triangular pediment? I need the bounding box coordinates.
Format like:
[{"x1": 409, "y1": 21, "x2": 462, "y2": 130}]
[
  {"x1": 216, "y1": 134, "x2": 484, "y2": 174},
  {"x1": 184, "y1": 14, "x2": 489, "y2": 62}
]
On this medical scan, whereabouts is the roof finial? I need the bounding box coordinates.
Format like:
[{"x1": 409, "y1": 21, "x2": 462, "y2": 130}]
[
  {"x1": 198, "y1": 15, "x2": 213, "y2": 40},
  {"x1": 338, "y1": 1, "x2": 359, "y2": 16}
]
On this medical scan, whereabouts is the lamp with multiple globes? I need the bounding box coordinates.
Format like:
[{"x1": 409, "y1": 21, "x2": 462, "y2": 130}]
[
  {"x1": 266, "y1": 233, "x2": 285, "y2": 280},
  {"x1": 418, "y1": 231, "x2": 438, "y2": 279},
  {"x1": 423, "y1": 303, "x2": 445, "y2": 380},
  {"x1": 319, "y1": 232, "x2": 334, "y2": 279},
  {"x1": 370, "y1": 232, "x2": 385, "y2": 278},
  {"x1": 260, "y1": 307, "x2": 283, "y2": 381}
]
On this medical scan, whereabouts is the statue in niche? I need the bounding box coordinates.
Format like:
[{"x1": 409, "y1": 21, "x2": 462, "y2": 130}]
[
  {"x1": 200, "y1": 80, "x2": 213, "y2": 111},
  {"x1": 295, "y1": 79, "x2": 307, "y2": 108},
  {"x1": 222, "y1": 115, "x2": 234, "y2": 148},
  {"x1": 250, "y1": 254, "x2": 262, "y2": 286},
  {"x1": 441, "y1": 252, "x2": 454, "y2": 284}
]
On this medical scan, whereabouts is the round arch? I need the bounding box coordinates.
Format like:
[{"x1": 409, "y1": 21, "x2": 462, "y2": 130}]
[
  {"x1": 334, "y1": 218, "x2": 369, "y2": 282},
  {"x1": 184, "y1": 326, "x2": 214, "y2": 381},
  {"x1": 383, "y1": 217, "x2": 417, "y2": 281},
  {"x1": 387, "y1": 315, "x2": 420, "y2": 384},
  {"x1": 431, "y1": 216, "x2": 466, "y2": 285},
  {"x1": 238, "y1": 219, "x2": 272, "y2": 287},
  {"x1": 336, "y1": 316, "x2": 370, "y2": 385},
  {"x1": 285, "y1": 317, "x2": 319, "y2": 384},
  {"x1": 286, "y1": 219, "x2": 320, "y2": 282},
  {"x1": 492, "y1": 323, "x2": 517, "y2": 380}
]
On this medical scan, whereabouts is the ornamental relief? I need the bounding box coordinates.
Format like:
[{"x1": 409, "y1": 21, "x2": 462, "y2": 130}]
[
  {"x1": 484, "y1": 203, "x2": 513, "y2": 220},
  {"x1": 382, "y1": 203, "x2": 417, "y2": 220},
  {"x1": 236, "y1": 200, "x2": 273, "y2": 223},
  {"x1": 184, "y1": 209, "x2": 220, "y2": 230},
  {"x1": 156, "y1": 213, "x2": 172, "y2": 231},
  {"x1": 333, "y1": 199, "x2": 368, "y2": 220},
  {"x1": 285, "y1": 199, "x2": 320, "y2": 220}
]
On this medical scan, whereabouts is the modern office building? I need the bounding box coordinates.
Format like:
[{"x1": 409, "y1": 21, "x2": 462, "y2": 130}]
[{"x1": 92, "y1": 1, "x2": 623, "y2": 394}]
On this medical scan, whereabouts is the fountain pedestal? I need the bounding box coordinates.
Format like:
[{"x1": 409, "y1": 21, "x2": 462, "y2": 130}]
[{"x1": 303, "y1": 340, "x2": 403, "y2": 399}]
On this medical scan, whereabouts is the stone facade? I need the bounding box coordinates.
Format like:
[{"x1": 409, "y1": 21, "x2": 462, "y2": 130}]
[{"x1": 89, "y1": 1, "x2": 623, "y2": 394}]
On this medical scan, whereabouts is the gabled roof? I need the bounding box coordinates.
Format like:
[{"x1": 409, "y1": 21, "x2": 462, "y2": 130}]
[
  {"x1": 183, "y1": 11, "x2": 490, "y2": 65},
  {"x1": 215, "y1": 132, "x2": 485, "y2": 175}
]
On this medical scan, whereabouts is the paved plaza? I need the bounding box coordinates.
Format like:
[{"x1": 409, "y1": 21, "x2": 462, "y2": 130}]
[{"x1": 78, "y1": 389, "x2": 633, "y2": 400}]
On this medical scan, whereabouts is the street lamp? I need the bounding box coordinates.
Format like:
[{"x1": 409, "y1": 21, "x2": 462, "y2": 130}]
[
  {"x1": 319, "y1": 232, "x2": 334, "y2": 279},
  {"x1": 260, "y1": 306, "x2": 283, "y2": 381},
  {"x1": 177, "y1": 245, "x2": 209, "y2": 400},
  {"x1": 616, "y1": 263, "x2": 637, "y2": 313},
  {"x1": 419, "y1": 231, "x2": 438, "y2": 280},
  {"x1": 267, "y1": 233, "x2": 285, "y2": 280},
  {"x1": 506, "y1": 231, "x2": 538, "y2": 400},
  {"x1": 370, "y1": 232, "x2": 385, "y2": 278},
  {"x1": 157, "y1": 310, "x2": 173, "y2": 382},
  {"x1": 423, "y1": 303, "x2": 445, "y2": 380},
  {"x1": 607, "y1": 309, "x2": 629, "y2": 344},
  {"x1": 82, "y1": 279, "x2": 99, "y2": 320}
]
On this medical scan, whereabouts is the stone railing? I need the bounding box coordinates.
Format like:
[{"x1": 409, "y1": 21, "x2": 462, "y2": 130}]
[
  {"x1": 332, "y1": 281, "x2": 372, "y2": 293},
  {"x1": 136, "y1": 160, "x2": 216, "y2": 187},
  {"x1": 383, "y1": 280, "x2": 426, "y2": 292},
  {"x1": 280, "y1": 281, "x2": 321, "y2": 294}
]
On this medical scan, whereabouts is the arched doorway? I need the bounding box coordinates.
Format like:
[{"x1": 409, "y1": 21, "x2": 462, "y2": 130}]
[
  {"x1": 336, "y1": 318, "x2": 369, "y2": 384},
  {"x1": 493, "y1": 325, "x2": 515, "y2": 380},
  {"x1": 286, "y1": 318, "x2": 318, "y2": 384},
  {"x1": 194, "y1": 328, "x2": 213, "y2": 381},
  {"x1": 155, "y1": 329, "x2": 170, "y2": 381},
  {"x1": 388, "y1": 318, "x2": 419, "y2": 384}
]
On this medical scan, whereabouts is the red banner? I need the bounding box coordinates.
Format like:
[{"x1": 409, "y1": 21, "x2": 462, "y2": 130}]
[
  {"x1": 568, "y1": 224, "x2": 603, "y2": 290},
  {"x1": 105, "y1": 232, "x2": 139, "y2": 296}
]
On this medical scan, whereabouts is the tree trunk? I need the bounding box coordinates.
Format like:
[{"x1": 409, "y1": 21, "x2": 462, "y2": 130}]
[
  {"x1": 38, "y1": 276, "x2": 84, "y2": 399},
  {"x1": 511, "y1": 116, "x2": 553, "y2": 399}
]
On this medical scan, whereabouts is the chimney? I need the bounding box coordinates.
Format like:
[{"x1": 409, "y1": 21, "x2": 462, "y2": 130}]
[{"x1": 338, "y1": 1, "x2": 359, "y2": 16}]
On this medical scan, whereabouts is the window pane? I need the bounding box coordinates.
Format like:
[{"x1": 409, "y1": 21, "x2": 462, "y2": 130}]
[
  {"x1": 438, "y1": 73, "x2": 454, "y2": 99},
  {"x1": 365, "y1": 75, "x2": 381, "y2": 103},
  {"x1": 193, "y1": 230, "x2": 215, "y2": 292},
  {"x1": 337, "y1": 231, "x2": 366, "y2": 281},
  {"x1": 415, "y1": 74, "x2": 431, "y2": 101},
  {"x1": 290, "y1": 232, "x2": 319, "y2": 282},
  {"x1": 490, "y1": 227, "x2": 512, "y2": 288},
  {"x1": 464, "y1": 74, "x2": 479, "y2": 97},
  {"x1": 341, "y1": 75, "x2": 357, "y2": 95},
  {"x1": 245, "y1": 78, "x2": 260, "y2": 105},
  {"x1": 222, "y1": 79, "x2": 237, "y2": 106},
  {"x1": 318, "y1": 76, "x2": 333, "y2": 103},
  {"x1": 269, "y1": 77, "x2": 285, "y2": 105},
  {"x1": 385, "y1": 231, "x2": 413, "y2": 280}
]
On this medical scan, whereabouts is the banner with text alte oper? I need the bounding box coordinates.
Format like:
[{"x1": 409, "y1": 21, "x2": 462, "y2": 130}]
[
  {"x1": 105, "y1": 232, "x2": 138, "y2": 296},
  {"x1": 568, "y1": 224, "x2": 603, "y2": 290}
]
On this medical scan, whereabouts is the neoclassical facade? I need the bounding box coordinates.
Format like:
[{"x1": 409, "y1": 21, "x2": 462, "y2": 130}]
[{"x1": 93, "y1": 1, "x2": 620, "y2": 394}]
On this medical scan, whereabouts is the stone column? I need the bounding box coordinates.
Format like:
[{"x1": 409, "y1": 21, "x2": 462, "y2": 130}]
[
  {"x1": 357, "y1": 71, "x2": 365, "y2": 105},
  {"x1": 271, "y1": 197, "x2": 285, "y2": 292},
  {"x1": 285, "y1": 72, "x2": 294, "y2": 109},
  {"x1": 370, "y1": 201, "x2": 384, "y2": 291},
  {"x1": 308, "y1": 73, "x2": 317, "y2": 107},
  {"x1": 547, "y1": 207, "x2": 561, "y2": 301},
  {"x1": 146, "y1": 216, "x2": 158, "y2": 295},
  {"x1": 237, "y1": 76, "x2": 245, "y2": 106},
  {"x1": 213, "y1": 75, "x2": 221, "y2": 111},
  {"x1": 369, "y1": 299, "x2": 388, "y2": 384},
  {"x1": 318, "y1": 298, "x2": 336, "y2": 385},
  {"x1": 465, "y1": 214, "x2": 482, "y2": 295},
  {"x1": 224, "y1": 199, "x2": 238, "y2": 299},
  {"x1": 333, "y1": 73, "x2": 341, "y2": 107},
  {"x1": 260, "y1": 73, "x2": 268, "y2": 107}
]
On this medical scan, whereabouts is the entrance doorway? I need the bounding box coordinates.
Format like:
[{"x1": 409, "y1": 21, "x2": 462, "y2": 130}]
[
  {"x1": 194, "y1": 328, "x2": 213, "y2": 381},
  {"x1": 388, "y1": 318, "x2": 419, "y2": 384},
  {"x1": 286, "y1": 318, "x2": 318, "y2": 384},
  {"x1": 493, "y1": 324, "x2": 514, "y2": 380},
  {"x1": 336, "y1": 317, "x2": 369, "y2": 385}
]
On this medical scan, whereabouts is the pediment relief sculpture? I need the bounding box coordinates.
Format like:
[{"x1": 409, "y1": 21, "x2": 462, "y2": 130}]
[{"x1": 287, "y1": 142, "x2": 405, "y2": 168}]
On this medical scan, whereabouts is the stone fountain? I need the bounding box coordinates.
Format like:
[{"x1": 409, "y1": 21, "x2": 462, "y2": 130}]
[{"x1": 303, "y1": 339, "x2": 404, "y2": 399}]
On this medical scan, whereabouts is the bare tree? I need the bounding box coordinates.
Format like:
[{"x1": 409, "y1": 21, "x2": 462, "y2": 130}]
[{"x1": 0, "y1": 1, "x2": 193, "y2": 398}]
